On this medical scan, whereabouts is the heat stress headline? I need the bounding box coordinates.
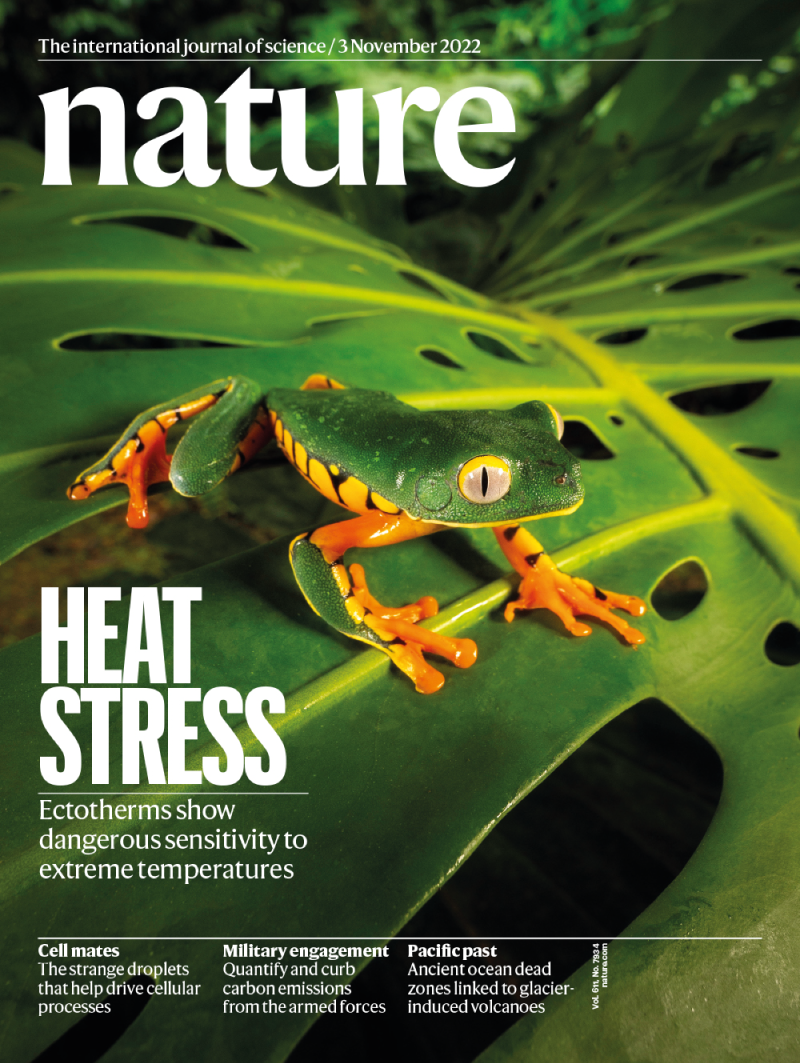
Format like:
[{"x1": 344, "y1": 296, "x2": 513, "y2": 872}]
[
  {"x1": 39, "y1": 69, "x2": 516, "y2": 189},
  {"x1": 40, "y1": 587, "x2": 287, "y2": 787}
]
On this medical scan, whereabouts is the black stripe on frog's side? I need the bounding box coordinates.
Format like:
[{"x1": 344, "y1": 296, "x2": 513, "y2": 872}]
[
  {"x1": 328, "y1": 466, "x2": 350, "y2": 507},
  {"x1": 503, "y1": 526, "x2": 520, "y2": 542},
  {"x1": 272, "y1": 423, "x2": 399, "y2": 517},
  {"x1": 525, "y1": 552, "x2": 544, "y2": 567},
  {"x1": 594, "y1": 587, "x2": 608, "y2": 601}
]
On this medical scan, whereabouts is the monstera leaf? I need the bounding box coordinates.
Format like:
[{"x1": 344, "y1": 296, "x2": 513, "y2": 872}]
[{"x1": 2, "y1": 9, "x2": 800, "y2": 1056}]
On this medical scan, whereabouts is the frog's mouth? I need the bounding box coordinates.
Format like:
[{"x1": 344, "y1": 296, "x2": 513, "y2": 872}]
[
  {"x1": 518, "y1": 497, "x2": 584, "y2": 522},
  {"x1": 428, "y1": 496, "x2": 584, "y2": 529}
]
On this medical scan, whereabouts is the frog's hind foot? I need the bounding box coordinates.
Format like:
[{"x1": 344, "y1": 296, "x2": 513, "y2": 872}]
[
  {"x1": 349, "y1": 563, "x2": 478, "y2": 694},
  {"x1": 507, "y1": 556, "x2": 646, "y2": 646},
  {"x1": 289, "y1": 513, "x2": 473, "y2": 694}
]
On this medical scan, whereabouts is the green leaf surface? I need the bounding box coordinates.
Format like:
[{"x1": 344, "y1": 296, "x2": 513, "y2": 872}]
[{"x1": 2, "y1": 29, "x2": 800, "y2": 1057}]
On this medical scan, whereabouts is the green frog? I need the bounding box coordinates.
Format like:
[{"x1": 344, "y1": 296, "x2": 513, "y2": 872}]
[{"x1": 68, "y1": 374, "x2": 645, "y2": 693}]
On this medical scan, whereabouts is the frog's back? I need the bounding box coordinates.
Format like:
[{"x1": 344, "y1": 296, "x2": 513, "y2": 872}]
[
  {"x1": 267, "y1": 387, "x2": 417, "y2": 516},
  {"x1": 266, "y1": 384, "x2": 583, "y2": 526}
]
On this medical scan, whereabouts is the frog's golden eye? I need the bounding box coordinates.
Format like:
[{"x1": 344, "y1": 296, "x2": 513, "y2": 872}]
[
  {"x1": 458, "y1": 455, "x2": 511, "y2": 504},
  {"x1": 546, "y1": 403, "x2": 565, "y2": 440}
]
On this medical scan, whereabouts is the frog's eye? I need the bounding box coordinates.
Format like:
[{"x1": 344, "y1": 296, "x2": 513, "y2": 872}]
[
  {"x1": 458, "y1": 455, "x2": 511, "y2": 504},
  {"x1": 546, "y1": 403, "x2": 565, "y2": 440}
]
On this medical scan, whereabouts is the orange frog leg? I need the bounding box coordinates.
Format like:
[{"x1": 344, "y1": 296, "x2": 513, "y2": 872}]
[
  {"x1": 67, "y1": 377, "x2": 272, "y2": 528},
  {"x1": 494, "y1": 524, "x2": 646, "y2": 646},
  {"x1": 300, "y1": 373, "x2": 346, "y2": 391},
  {"x1": 290, "y1": 511, "x2": 478, "y2": 693}
]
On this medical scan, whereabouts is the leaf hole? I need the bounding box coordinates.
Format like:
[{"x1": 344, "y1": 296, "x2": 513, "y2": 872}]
[
  {"x1": 396, "y1": 271, "x2": 448, "y2": 299},
  {"x1": 418, "y1": 348, "x2": 464, "y2": 370},
  {"x1": 597, "y1": 327, "x2": 648, "y2": 345},
  {"x1": 80, "y1": 215, "x2": 251, "y2": 249},
  {"x1": 31, "y1": 975, "x2": 154, "y2": 1063},
  {"x1": 735, "y1": 446, "x2": 780, "y2": 459},
  {"x1": 561, "y1": 421, "x2": 614, "y2": 460},
  {"x1": 465, "y1": 331, "x2": 526, "y2": 363},
  {"x1": 732, "y1": 319, "x2": 800, "y2": 341},
  {"x1": 529, "y1": 190, "x2": 547, "y2": 212},
  {"x1": 290, "y1": 700, "x2": 722, "y2": 1060},
  {"x1": 608, "y1": 413, "x2": 624, "y2": 425},
  {"x1": 764, "y1": 621, "x2": 800, "y2": 667},
  {"x1": 606, "y1": 228, "x2": 647, "y2": 246},
  {"x1": 705, "y1": 132, "x2": 775, "y2": 187},
  {"x1": 562, "y1": 216, "x2": 585, "y2": 233},
  {"x1": 663, "y1": 272, "x2": 747, "y2": 292},
  {"x1": 57, "y1": 333, "x2": 244, "y2": 351},
  {"x1": 626, "y1": 253, "x2": 661, "y2": 267},
  {"x1": 651, "y1": 560, "x2": 708, "y2": 621},
  {"x1": 669, "y1": 380, "x2": 771, "y2": 415}
]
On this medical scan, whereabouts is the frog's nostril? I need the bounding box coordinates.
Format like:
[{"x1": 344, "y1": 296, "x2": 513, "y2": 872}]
[{"x1": 555, "y1": 474, "x2": 567, "y2": 485}]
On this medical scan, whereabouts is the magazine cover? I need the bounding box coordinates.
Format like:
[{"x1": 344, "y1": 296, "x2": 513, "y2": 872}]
[{"x1": 2, "y1": 1, "x2": 799, "y2": 1060}]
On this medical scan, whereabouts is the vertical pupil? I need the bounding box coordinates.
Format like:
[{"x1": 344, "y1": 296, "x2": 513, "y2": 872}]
[{"x1": 481, "y1": 466, "x2": 489, "y2": 496}]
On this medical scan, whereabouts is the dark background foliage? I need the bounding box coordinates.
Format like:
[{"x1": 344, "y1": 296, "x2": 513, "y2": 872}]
[{"x1": 0, "y1": 0, "x2": 689, "y2": 281}]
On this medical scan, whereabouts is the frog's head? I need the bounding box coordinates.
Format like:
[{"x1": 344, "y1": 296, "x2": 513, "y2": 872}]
[{"x1": 412, "y1": 400, "x2": 584, "y2": 526}]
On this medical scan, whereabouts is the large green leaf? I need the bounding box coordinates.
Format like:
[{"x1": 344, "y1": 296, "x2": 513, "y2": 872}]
[
  {"x1": 470, "y1": 4, "x2": 800, "y2": 1060},
  {"x1": 2, "y1": 13, "x2": 800, "y2": 1054}
]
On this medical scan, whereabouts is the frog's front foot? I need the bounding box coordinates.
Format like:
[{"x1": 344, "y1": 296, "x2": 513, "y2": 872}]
[
  {"x1": 506, "y1": 553, "x2": 646, "y2": 645},
  {"x1": 67, "y1": 378, "x2": 271, "y2": 528},
  {"x1": 494, "y1": 524, "x2": 645, "y2": 646},
  {"x1": 68, "y1": 419, "x2": 173, "y2": 529},
  {"x1": 349, "y1": 563, "x2": 478, "y2": 694}
]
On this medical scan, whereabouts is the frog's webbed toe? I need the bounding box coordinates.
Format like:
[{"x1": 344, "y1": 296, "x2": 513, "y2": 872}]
[{"x1": 349, "y1": 563, "x2": 477, "y2": 694}]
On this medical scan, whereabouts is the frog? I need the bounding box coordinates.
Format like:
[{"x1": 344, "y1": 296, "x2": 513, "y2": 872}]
[{"x1": 68, "y1": 373, "x2": 646, "y2": 693}]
